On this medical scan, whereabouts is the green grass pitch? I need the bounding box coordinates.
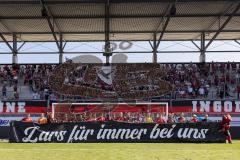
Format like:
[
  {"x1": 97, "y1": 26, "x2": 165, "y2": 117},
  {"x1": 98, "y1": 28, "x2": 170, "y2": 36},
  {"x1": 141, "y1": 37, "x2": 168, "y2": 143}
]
[{"x1": 0, "y1": 141, "x2": 239, "y2": 160}]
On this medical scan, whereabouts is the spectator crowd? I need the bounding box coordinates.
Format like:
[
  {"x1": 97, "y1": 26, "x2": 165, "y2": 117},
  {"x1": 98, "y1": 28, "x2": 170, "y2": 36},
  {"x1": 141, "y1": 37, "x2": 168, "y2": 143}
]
[
  {"x1": 52, "y1": 111, "x2": 209, "y2": 124},
  {"x1": 1, "y1": 62, "x2": 240, "y2": 100},
  {"x1": 0, "y1": 64, "x2": 56, "y2": 100}
]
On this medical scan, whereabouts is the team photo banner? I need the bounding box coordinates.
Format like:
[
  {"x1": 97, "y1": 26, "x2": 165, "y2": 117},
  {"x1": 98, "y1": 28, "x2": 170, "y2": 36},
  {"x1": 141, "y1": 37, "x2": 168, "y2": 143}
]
[{"x1": 9, "y1": 121, "x2": 225, "y2": 143}]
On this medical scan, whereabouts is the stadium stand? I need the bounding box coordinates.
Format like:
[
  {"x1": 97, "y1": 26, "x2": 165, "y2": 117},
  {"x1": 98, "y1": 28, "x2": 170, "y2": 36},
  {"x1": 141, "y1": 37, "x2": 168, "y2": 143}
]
[{"x1": 1, "y1": 62, "x2": 240, "y2": 101}]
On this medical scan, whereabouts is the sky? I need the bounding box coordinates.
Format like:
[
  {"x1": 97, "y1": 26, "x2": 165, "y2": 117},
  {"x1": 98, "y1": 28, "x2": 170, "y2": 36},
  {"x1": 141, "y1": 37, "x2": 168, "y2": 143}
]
[{"x1": 1, "y1": 40, "x2": 240, "y2": 64}]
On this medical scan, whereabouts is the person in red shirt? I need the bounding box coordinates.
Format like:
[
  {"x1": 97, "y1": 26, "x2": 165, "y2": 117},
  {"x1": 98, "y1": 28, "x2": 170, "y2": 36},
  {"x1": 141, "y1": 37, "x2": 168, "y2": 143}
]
[
  {"x1": 46, "y1": 112, "x2": 53, "y2": 123},
  {"x1": 85, "y1": 113, "x2": 96, "y2": 122},
  {"x1": 167, "y1": 113, "x2": 176, "y2": 123},
  {"x1": 22, "y1": 114, "x2": 33, "y2": 122},
  {"x1": 221, "y1": 114, "x2": 232, "y2": 143},
  {"x1": 190, "y1": 114, "x2": 198, "y2": 122},
  {"x1": 114, "y1": 112, "x2": 124, "y2": 122},
  {"x1": 97, "y1": 113, "x2": 106, "y2": 122},
  {"x1": 155, "y1": 114, "x2": 166, "y2": 124},
  {"x1": 178, "y1": 113, "x2": 186, "y2": 123}
]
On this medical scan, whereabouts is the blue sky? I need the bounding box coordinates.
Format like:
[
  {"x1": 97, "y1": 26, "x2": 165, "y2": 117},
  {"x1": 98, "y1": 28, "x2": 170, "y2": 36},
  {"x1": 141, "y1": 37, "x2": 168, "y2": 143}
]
[{"x1": 1, "y1": 40, "x2": 240, "y2": 63}]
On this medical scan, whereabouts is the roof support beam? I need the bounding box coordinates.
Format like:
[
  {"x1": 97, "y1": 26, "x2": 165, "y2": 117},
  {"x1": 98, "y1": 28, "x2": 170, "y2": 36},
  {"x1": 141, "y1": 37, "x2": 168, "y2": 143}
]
[
  {"x1": 0, "y1": 34, "x2": 13, "y2": 51},
  {"x1": 59, "y1": 34, "x2": 64, "y2": 64},
  {"x1": 103, "y1": 0, "x2": 111, "y2": 65},
  {"x1": 40, "y1": 0, "x2": 61, "y2": 52},
  {"x1": 63, "y1": 41, "x2": 67, "y2": 50},
  {"x1": 152, "y1": 2, "x2": 175, "y2": 64},
  {"x1": 200, "y1": 33, "x2": 206, "y2": 63},
  {"x1": 12, "y1": 34, "x2": 18, "y2": 64},
  {"x1": 234, "y1": 40, "x2": 240, "y2": 46},
  {"x1": 155, "y1": 1, "x2": 177, "y2": 49},
  {"x1": 148, "y1": 40, "x2": 154, "y2": 50},
  {"x1": 193, "y1": 3, "x2": 235, "y2": 40},
  {"x1": 17, "y1": 42, "x2": 26, "y2": 52},
  {"x1": 152, "y1": 33, "x2": 157, "y2": 63},
  {"x1": 191, "y1": 41, "x2": 200, "y2": 50},
  {"x1": 205, "y1": 3, "x2": 240, "y2": 50},
  {"x1": 154, "y1": 3, "x2": 172, "y2": 33},
  {"x1": 156, "y1": 15, "x2": 171, "y2": 49},
  {"x1": 40, "y1": 0, "x2": 62, "y2": 34}
]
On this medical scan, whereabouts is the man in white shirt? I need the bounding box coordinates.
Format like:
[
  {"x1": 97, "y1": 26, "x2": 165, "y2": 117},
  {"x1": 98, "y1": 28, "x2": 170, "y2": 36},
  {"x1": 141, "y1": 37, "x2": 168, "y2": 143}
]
[
  {"x1": 199, "y1": 87, "x2": 205, "y2": 97},
  {"x1": 187, "y1": 85, "x2": 193, "y2": 95},
  {"x1": 32, "y1": 92, "x2": 38, "y2": 99}
]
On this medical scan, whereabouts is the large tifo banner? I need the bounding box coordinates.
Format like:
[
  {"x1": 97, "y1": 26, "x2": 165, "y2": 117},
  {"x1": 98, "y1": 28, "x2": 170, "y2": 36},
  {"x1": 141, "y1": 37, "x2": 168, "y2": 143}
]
[{"x1": 9, "y1": 121, "x2": 225, "y2": 143}]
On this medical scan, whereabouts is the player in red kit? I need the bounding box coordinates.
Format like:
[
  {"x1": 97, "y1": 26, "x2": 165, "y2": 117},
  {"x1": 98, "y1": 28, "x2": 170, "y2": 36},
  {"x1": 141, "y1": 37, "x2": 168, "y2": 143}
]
[
  {"x1": 97, "y1": 113, "x2": 106, "y2": 122},
  {"x1": 221, "y1": 114, "x2": 232, "y2": 143},
  {"x1": 155, "y1": 114, "x2": 166, "y2": 124},
  {"x1": 190, "y1": 114, "x2": 198, "y2": 122},
  {"x1": 114, "y1": 112, "x2": 124, "y2": 122},
  {"x1": 178, "y1": 113, "x2": 186, "y2": 123}
]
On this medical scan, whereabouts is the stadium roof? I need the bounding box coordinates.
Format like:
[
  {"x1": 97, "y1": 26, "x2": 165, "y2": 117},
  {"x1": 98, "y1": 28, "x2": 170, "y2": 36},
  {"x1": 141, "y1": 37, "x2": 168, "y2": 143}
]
[{"x1": 0, "y1": 0, "x2": 240, "y2": 42}]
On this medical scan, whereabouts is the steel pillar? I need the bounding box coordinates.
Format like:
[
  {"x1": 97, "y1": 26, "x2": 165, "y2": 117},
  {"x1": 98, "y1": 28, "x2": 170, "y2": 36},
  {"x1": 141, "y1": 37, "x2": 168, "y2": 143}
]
[
  {"x1": 12, "y1": 34, "x2": 18, "y2": 64},
  {"x1": 199, "y1": 33, "x2": 206, "y2": 63}
]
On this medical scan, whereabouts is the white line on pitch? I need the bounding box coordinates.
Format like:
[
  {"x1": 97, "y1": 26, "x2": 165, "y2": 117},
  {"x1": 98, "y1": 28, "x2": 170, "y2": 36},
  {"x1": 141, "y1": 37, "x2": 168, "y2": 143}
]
[{"x1": 0, "y1": 149, "x2": 237, "y2": 151}]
